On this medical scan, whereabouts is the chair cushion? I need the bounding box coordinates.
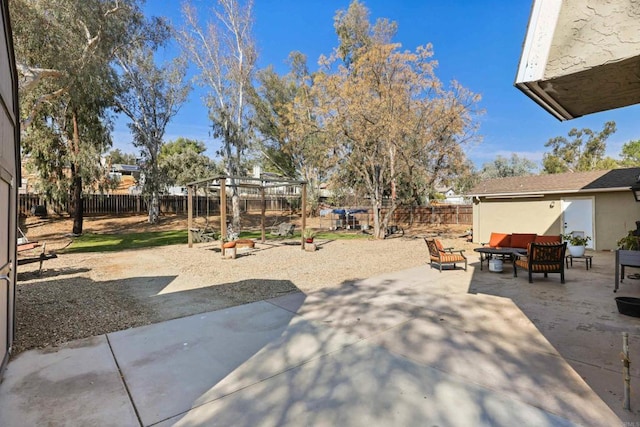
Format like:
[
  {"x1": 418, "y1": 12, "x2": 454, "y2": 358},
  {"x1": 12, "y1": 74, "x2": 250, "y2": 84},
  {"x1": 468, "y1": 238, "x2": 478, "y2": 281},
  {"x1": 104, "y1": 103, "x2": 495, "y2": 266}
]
[
  {"x1": 535, "y1": 235, "x2": 561, "y2": 243},
  {"x1": 435, "y1": 239, "x2": 445, "y2": 251},
  {"x1": 515, "y1": 258, "x2": 528, "y2": 269},
  {"x1": 488, "y1": 233, "x2": 511, "y2": 248},
  {"x1": 439, "y1": 253, "x2": 465, "y2": 263},
  {"x1": 511, "y1": 233, "x2": 537, "y2": 249},
  {"x1": 515, "y1": 259, "x2": 562, "y2": 271}
]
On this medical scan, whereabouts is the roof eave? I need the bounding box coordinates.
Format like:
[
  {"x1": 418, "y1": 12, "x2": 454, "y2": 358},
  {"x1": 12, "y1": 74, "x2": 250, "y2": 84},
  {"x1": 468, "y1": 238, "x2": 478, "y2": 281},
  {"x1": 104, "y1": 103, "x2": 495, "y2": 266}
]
[{"x1": 467, "y1": 186, "x2": 632, "y2": 198}]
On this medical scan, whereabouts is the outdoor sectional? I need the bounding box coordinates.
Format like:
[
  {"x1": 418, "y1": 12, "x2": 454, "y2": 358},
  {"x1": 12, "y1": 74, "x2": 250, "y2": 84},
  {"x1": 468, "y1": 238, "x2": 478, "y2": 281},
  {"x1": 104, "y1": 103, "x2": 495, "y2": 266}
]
[
  {"x1": 478, "y1": 232, "x2": 562, "y2": 274},
  {"x1": 484, "y1": 232, "x2": 561, "y2": 249}
]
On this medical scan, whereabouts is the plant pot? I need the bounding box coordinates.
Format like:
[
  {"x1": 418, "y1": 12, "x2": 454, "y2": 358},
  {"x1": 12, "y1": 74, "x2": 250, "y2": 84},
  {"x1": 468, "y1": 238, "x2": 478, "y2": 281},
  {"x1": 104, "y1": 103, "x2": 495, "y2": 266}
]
[
  {"x1": 568, "y1": 245, "x2": 585, "y2": 257},
  {"x1": 616, "y1": 297, "x2": 640, "y2": 317},
  {"x1": 305, "y1": 238, "x2": 314, "y2": 244}
]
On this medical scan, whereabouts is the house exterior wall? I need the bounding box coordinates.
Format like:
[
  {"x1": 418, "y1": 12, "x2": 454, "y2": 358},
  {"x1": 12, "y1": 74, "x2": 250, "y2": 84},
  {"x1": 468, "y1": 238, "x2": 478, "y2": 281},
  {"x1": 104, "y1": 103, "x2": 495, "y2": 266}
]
[
  {"x1": 0, "y1": 1, "x2": 18, "y2": 378},
  {"x1": 594, "y1": 191, "x2": 640, "y2": 250},
  {"x1": 473, "y1": 190, "x2": 640, "y2": 250},
  {"x1": 473, "y1": 196, "x2": 563, "y2": 244}
]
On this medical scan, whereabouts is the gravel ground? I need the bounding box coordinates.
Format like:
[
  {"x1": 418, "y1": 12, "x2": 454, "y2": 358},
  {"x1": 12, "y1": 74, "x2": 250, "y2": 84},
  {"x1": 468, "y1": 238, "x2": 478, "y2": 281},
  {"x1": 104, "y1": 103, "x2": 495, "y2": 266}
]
[{"x1": 14, "y1": 215, "x2": 474, "y2": 355}]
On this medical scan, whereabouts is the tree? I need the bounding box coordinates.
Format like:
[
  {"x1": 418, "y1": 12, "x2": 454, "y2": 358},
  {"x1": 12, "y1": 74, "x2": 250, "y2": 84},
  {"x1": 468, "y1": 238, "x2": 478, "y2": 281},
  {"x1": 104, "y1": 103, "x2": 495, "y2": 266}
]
[
  {"x1": 542, "y1": 121, "x2": 618, "y2": 173},
  {"x1": 12, "y1": 0, "x2": 146, "y2": 234},
  {"x1": 177, "y1": 0, "x2": 257, "y2": 230},
  {"x1": 313, "y1": 1, "x2": 481, "y2": 238},
  {"x1": 620, "y1": 140, "x2": 640, "y2": 167},
  {"x1": 480, "y1": 154, "x2": 537, "y2": 179},
  {"x1": 159, "y1": 138, "x2": 218, "y2": 186},
  {"x1": 107, "y1": 148, "x2": 138, "y2": 165},
  {"x1": 114, "y1": 23, "x2": 190, "y2": 223},
  {"x1": 252, "y1": 52, "x2": 332, "y2": 215}
]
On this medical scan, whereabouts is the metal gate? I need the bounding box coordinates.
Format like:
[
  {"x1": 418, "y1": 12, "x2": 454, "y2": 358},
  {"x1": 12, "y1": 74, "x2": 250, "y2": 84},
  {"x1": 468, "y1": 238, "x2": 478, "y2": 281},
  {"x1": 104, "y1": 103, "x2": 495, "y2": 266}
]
[{"x1": 0, "y1": 2, "x2": 19, "y2": 377}]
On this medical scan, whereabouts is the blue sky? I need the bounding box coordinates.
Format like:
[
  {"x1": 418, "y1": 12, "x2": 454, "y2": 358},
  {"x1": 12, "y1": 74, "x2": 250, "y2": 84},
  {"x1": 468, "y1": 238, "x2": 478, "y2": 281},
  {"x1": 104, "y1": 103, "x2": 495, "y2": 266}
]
[{"x1": 113, "y1": 0, "x2": 640, "y2": 169}]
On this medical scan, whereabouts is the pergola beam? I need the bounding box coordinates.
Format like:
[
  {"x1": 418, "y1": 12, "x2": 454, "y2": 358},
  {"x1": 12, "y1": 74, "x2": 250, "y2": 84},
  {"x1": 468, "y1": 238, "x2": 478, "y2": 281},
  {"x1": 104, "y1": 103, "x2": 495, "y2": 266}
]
[{"x1": 186, "y1": 174, "x2": 308, "y2": 250}]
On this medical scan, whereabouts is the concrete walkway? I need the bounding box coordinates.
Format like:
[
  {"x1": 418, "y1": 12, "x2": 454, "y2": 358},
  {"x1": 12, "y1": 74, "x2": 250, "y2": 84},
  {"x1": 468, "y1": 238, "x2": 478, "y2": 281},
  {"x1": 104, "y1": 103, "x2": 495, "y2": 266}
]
[{"x1": 1, "y1": 255, "x2": 638, "y2": 426}]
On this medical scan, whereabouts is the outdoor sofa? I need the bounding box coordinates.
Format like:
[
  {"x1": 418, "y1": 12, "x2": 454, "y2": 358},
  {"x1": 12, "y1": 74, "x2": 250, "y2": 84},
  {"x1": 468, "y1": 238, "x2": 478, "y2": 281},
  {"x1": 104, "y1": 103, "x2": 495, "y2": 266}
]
[
  {"x1": 482, "y1": 232, "x2": 566, "y2": 282},
  {"x1": 483, "y1": 232, "x2": 561, "y2": 250}
]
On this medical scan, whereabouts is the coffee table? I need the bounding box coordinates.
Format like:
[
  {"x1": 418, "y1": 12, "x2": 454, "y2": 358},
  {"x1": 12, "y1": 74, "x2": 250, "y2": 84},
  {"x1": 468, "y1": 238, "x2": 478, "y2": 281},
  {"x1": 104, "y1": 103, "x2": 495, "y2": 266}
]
[
  {"x1": 474, "y1": 247, "x2": 527, "y2": 271},
  {"x1": 565, "y1": 254, "x2": 592, "y2": 270}
]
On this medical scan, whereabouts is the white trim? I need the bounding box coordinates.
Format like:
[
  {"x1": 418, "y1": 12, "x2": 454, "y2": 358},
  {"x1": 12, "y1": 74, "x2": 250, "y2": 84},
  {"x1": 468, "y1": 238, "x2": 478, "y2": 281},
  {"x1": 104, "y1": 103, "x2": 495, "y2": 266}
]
[{"x1": 515, "y1": 0, "x2": 563, "y2": 83}]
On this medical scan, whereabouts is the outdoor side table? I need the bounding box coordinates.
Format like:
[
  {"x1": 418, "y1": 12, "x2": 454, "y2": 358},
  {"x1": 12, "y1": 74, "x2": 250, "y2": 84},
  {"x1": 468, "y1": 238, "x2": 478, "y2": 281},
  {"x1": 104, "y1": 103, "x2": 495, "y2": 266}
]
[{"x1": 565, "y1": 254, "x2": 592, "y2": 270}]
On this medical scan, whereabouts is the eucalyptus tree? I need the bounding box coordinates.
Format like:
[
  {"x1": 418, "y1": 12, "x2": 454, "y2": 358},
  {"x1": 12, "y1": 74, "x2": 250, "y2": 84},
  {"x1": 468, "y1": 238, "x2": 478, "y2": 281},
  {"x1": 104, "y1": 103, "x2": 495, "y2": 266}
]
[
  {"x1": 313, "y1": 1, "x2": 481, "y2": 238},
  {"x1": 542, "y1": 121, "x2": 618, "y2": 173},
  {"x1": 11, "y1": 0, "x2": 146, "y2": 234},
  {"x1": 177, "y1": 0, "x2": 257, "y2": 230},
  {"x1": 619, "y1": 140, "x2": 640, "y2": 167},
  {"x1": 114, "y1": 23, "x2": 190, "y2": 223}
]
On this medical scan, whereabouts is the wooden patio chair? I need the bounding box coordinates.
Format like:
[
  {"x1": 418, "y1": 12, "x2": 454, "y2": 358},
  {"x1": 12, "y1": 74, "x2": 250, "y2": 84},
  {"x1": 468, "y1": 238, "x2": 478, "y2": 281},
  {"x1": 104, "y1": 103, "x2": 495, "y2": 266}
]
[
  {"x1": 424, "y1": 238, "x2": 467, "y2": 272},
  {"x1": 513, "y1": 242, "x2": 567, "y2": 283}
]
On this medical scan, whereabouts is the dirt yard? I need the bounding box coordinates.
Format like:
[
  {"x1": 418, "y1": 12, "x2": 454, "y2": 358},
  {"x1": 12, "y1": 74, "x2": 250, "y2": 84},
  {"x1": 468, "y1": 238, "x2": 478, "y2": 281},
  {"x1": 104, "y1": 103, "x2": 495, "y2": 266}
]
[{"x1": 15, "y1": 213, "x2": 474, "y2": 355}]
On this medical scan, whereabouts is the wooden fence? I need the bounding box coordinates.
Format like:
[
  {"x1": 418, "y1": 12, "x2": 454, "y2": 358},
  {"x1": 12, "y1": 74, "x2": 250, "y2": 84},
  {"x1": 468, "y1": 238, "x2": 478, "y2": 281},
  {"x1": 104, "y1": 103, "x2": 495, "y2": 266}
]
[
  {"x1": 18, "y1": 194, "x2": 297, "y2": 217},
  {"x1": 387, "y1": 205, "x2": 472, "y2": 225},
  {"x1": 18, "y1": 194, "x2": 472, "y2": 225}
]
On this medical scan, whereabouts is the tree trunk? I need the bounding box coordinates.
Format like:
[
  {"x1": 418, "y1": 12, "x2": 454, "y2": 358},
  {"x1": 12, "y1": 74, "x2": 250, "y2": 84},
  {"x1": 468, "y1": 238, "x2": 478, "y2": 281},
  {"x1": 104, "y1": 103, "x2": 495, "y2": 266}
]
[
  {"x1": 231, "y1": 192, "x2": 241, "y2": 230},
  {"x1": 71, "y1": 173, "x2": 83, "y2": 235},
  {"x1": 71, "y1": 112, "x2": 83, "y2": 235},
  {"x1": 148, "y1": 190, "x2": 159, "y2": 224}
]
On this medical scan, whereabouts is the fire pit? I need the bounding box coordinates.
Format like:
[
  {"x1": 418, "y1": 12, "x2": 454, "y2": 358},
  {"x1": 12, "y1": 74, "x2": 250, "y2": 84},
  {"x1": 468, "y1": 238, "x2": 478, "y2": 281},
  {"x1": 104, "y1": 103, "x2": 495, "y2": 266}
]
[{"x1": 615, "y1": 297, "x2": 640, "y2": 317}]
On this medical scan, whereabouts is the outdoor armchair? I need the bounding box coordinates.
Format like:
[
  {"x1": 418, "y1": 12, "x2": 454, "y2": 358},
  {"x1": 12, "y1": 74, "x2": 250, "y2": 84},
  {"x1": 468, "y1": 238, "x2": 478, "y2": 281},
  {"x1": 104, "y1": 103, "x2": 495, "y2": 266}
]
[
  {"x1": 424, "y1": 238, "x2": 467, "y2": 272},
  {"x1": 270, "y1": 222, "x2": 295, "y2": 237},
  {"x1": 514, "y1": 242, "x2": 567, "y2": 283}
]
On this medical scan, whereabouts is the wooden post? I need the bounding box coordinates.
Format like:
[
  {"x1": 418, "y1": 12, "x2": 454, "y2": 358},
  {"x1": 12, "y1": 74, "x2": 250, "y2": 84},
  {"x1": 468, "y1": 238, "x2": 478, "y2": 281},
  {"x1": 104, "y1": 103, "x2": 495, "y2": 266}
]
[
  {"x1": 188, "y1": 185, "x2": 193, "y2": 248},
  {"x1": 301, "y1": 183, "x2": 307, "y2": 250},
  {"x1": 261, "y1": 187, "x2": 266, "y2": 243},
  {"x1": 220, "y1": 178, "x2": 227, "y2": 241}
]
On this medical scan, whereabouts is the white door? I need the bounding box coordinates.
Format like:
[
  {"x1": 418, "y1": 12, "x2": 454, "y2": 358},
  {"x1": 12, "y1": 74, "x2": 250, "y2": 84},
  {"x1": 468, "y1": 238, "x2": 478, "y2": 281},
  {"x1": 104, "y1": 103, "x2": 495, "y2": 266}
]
[{"x1": 562, "y1": 198, "x2": 594, "y2": 249}]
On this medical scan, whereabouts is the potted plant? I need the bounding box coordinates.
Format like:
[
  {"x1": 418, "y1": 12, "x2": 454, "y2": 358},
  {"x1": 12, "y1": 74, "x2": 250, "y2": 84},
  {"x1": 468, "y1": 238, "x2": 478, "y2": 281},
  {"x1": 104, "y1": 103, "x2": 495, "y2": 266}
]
[
  {"x1": 303, "y1": 228, "x2": 316, "y2": 243},
  {"x1": 616, "y1": 228, "x2": 640, "y2": 292},
  {"x1": 617, "y1": 230, "x2": 640, "y2": 251},
  {"x1": 562, "y1": 232, "x2": 591, "y2": 257}
]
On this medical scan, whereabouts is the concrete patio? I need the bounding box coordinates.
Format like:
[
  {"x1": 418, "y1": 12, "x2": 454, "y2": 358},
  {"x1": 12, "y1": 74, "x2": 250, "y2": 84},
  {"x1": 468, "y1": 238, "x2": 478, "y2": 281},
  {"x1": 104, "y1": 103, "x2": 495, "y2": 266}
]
[{"x1": 1, "y1": 251, "x2": 639, "y2": 426}]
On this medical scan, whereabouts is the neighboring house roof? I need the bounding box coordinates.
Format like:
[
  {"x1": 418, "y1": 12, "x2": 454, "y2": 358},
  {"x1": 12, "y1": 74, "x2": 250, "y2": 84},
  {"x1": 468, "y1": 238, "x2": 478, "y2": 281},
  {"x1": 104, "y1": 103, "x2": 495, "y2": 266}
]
[
  {"x1": 111, "y1": 164, "x2": 140, "y2": 174},
  {"x1": 468, "y1": 167, "x2": 640, "y2": 197}
]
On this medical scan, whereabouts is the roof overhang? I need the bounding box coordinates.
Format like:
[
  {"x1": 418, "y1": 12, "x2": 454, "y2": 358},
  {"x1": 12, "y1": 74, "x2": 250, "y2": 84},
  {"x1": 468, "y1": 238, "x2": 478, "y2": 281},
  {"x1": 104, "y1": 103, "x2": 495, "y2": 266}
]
[
  {"x1": 515, "y1": 0, "x2": 640, "y2": 120},
  {"x1": 469, "y1": 186, "x2": 632, "y2": 199}
]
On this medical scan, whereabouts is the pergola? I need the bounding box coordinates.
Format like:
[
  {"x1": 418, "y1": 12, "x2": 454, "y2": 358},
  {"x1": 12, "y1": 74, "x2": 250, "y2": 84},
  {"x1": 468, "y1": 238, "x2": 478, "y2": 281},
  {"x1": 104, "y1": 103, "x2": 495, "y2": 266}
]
[{"x1": 186, "y1": 175, "x2": 307, "y2": 249}]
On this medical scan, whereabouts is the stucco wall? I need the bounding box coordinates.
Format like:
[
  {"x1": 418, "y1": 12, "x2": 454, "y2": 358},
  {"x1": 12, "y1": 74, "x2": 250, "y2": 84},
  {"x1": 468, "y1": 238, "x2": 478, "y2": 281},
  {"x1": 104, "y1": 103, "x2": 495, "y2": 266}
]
[
  {"x1": 547, "y1": 0, "x2": 640, "y2": 78},
  {"x1": 474, "y1": 191, "x2": 640, "y2": 251},
  {"x1": 594, "y1": 191, "x2": 640, "y2": 250},
  {"x1": 473, "y1": 196, "x2": 563, "y2": 245}
]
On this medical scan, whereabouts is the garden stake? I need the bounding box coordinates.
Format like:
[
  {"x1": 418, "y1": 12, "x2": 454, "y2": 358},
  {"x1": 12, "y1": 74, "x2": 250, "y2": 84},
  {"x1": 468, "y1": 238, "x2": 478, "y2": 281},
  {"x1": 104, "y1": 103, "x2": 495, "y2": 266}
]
[{"x1": 622, "y1": 332, "x2": 631, "y2": 410}]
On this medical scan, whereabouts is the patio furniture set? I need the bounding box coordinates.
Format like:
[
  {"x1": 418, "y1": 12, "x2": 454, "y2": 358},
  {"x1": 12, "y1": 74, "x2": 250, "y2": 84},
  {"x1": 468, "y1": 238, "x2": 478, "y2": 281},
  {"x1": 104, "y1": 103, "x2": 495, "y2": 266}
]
[{"x1": 425, "y1": 232, "x2": 569, "y2": 283}]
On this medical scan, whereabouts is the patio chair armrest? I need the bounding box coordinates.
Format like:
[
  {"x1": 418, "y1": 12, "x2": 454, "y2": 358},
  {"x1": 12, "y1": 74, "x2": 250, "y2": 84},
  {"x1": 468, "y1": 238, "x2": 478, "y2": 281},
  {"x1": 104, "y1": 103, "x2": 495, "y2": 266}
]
[{"x1": 442, "y1": 247, "x2": 454, "y2": 253}]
